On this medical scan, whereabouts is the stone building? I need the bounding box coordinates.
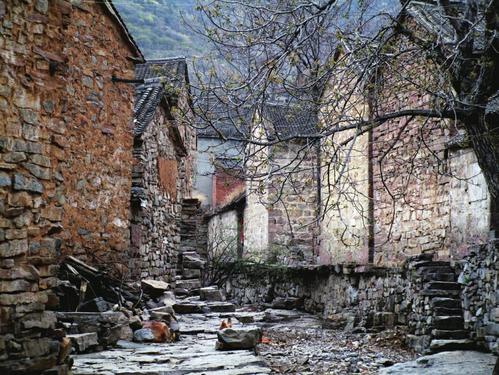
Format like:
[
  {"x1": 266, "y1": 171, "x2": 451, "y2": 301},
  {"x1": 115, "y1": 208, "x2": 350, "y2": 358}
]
[
  {"x1": 0, "y1": 0, "x2": 144, "y2": 373},
  {"x1": 222, "y1": 103, "x2": 321, "y2": 263},
  {"x1": 318, "y1": 0, "x2": 491, "y2": 267},
  {"x1": 129, "y1": 58, "x2": 195, "y2": 282},
  {"x1": 194, "y1": 104, "x2": 248, "y2": 208}
]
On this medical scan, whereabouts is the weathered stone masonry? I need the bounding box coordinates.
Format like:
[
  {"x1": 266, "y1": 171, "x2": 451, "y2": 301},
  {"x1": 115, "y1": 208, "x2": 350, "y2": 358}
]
[
  {"x1": 130, "y1": 59, "x2": 195, "y2": 282},
  {"x1": 225, "y1": 239, "x2": 499, "y2": 354},
  {"x1": 0, "y1": 0, "x2": 142, "y2": 373}
]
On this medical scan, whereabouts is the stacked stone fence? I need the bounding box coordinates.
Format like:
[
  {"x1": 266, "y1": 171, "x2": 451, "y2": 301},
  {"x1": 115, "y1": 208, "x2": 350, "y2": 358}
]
[
  {"x1": 223, "y1": 240, "x2": 498, "y2": 354},
  {"x1": 224, "y1": 262, "x2": 408, "y2": 330},
  {"x1": 458, "y1": 239, "x2": 499, "y2": 354}
]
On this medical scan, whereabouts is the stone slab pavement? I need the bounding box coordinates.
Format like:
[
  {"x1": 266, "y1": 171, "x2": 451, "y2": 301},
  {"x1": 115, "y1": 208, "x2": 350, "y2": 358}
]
[
  {"x1": 72, "y1": 312, "x2": 270, "y2": 375},
  {"x1": 379, "y1": 350, "x2": 496, "y2": 375}
]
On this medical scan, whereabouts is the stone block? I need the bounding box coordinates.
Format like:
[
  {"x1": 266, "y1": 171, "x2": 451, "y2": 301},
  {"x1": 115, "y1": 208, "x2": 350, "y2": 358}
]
[
  {"x1": 183, "y1": 268, "x2": 201, "y2": 279},
  {"x1": 429, "y1": 339, "x2": 475, "y2": 352},
  {"x1": 173, "y1": 302, "x2": 205, "y2": 314},
  {"x1": 0, "y1": 171, "x2": 11, "y2": 187},
  {"x1": 216, "y1": 327, "x2": 261, "y2": 350},
  {"x1": 199, "y1": 287, "x2": 225, "y2": 302},
  {"x1": 141, "y1": 279, "x2": 169, "y2": 296},
  {"x1": 206, "y1": 302, "x2": 236, "y2": 313},
  {"x1": 68, "y1": 333, "x2": 98, "y2": 353},
  {"x1": 13, "y1": 174, "x2": 43, "y2": 193},
  {"x1": 1, "y1": 239, "x2": 28, "y2": 258},
  {"x1": 485, "y1": 323, "x2": 499, "y2": 336}
]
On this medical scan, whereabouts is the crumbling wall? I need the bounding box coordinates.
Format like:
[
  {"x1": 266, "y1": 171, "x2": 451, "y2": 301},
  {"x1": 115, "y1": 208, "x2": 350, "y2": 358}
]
[
  {"x1": 319, "y1": 131, "x2": 370, "y2": 265},
  {"x1": 0, "y1": 1, "x2": 139, "y2": 373},
  {"x1": 318, "y1": 70, "x2": 370, "y2": 265},
  {"x1": 318, "y1": 21, "x2": 490, "y2": 267}
]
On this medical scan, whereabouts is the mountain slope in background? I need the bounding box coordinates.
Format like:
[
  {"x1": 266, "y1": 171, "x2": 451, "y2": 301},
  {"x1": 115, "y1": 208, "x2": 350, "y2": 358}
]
[{"x1": 114, "y1": 0, "x2": 207, "y2": 59}]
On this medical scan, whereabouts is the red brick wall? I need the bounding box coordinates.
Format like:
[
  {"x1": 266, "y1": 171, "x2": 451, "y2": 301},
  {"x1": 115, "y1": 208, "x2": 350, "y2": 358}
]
[{"x1": 213, "y1": 168, "x2": 245, "y2": 208}]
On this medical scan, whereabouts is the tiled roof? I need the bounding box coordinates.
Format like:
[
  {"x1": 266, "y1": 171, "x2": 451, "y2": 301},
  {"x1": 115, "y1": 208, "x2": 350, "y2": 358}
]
[
  {"x1": 261, "y1": 103, "x2": 319, "y2": 139},
  {"x1": 133, "y1": 58, "x2": 188, "y2": 136},
  {"x1": 195, "y1": 98, "x2": 251, "y2": 140},
  {"x1": 406, "y1": 1, "x2": 485, "y2": 52}
]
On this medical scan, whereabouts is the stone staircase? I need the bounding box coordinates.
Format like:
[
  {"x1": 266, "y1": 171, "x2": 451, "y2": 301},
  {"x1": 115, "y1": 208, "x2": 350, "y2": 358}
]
[
  {"x1": 174, "y1": 198, "x2": 208, "y2": 296},
  {"x1": 409, "y1": 257, "x2": 473, "y2": 353},
  {"x1": 174, "y1": 249, "x2": 205, "y2": 296}
]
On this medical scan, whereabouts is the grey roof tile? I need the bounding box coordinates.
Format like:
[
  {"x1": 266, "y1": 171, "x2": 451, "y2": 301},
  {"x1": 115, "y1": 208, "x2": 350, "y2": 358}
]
[
  {"x1": 261, "y1": 104, "x2": 319, "y2": 139},
  {"x1": 133, "y1": 58, "x2": 188, "y2": 135}
]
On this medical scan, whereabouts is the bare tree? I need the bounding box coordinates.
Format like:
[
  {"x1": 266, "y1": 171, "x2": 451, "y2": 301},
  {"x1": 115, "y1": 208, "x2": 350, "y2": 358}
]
[{"x1": 189, "y1": 0, "x2": 498, "y2": 261}]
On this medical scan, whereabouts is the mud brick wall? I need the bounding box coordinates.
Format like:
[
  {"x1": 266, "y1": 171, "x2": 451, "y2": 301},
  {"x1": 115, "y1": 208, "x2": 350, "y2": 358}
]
[
  {"x1": 0, "y1": 1, "x2": 140, "y2": 373},
  {"x1": 130, "y1": 105, "x2": 193, "y2": 282}
]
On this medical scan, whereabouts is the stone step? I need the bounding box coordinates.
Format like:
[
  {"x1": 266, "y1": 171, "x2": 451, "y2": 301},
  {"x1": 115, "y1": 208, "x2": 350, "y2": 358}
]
[
  {"x1": 431, "y1": 297, "x2": 461, "y2": 309},
  {"x1": 416, "y1": 266, "x2": 454, "y2": 277},
  {"x1": 429, "y1": 339, "x2": 475, "y2": 352},
  {"x1": 206, "y1": 302, "x2": 236, "y2": 313},
  {"x1": 434, "y1": 307, "x2": 463, "y2": 316},
  {"x1": 431, "y1": 329, "x2": 469, "y2": 339},
  {"x1": 67, "y1": 333, "x2": 99, "y2": 353},
  {"x1": 183, "y1": 268, "x2": 201, "y2": 279},
  {"x1": 423, "y1": 272, "x2": 456, "y2": 282},
  {"x1": 422, "y1": 288, "x2": 461, "y2": 297},
  {"x1": 433, "y1": 316, "x2": 464, "y2": 330},
  {"x1": 175, "y1": 279, "x2": 201, "y2": 290},
  {"x1": 427, "y1": 281, "x2": 461, "y2": 290},
  {"x1": 173, "y1": 302, "x2": 206, "y2": 314},
  {"x1": 412, "y1": 261, "x2": 451, "y2": 269}
]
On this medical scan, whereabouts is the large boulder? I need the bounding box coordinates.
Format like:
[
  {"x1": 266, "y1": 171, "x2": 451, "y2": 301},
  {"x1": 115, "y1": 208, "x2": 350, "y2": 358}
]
[{"x1": 216, "y1": 327, "x2": 262, "y2": 350}]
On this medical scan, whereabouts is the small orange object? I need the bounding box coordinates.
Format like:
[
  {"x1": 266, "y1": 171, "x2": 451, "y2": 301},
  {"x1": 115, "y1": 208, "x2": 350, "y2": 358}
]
[
  {"x1": 219, "y1": 317, "x2": 232, "y2": 329},
  {"x1": 259, "y1": 336, "x2": 271, "y2": 344}
]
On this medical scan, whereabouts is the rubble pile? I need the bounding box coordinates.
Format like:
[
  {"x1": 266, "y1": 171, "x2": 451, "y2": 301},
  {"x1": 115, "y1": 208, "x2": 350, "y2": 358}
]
[
  {"x1": 258, "y1": 320, "x2": 414, "y2": 374},
  {"x1": 54, "y1": 256, "x2": 180, "y2": 354}
]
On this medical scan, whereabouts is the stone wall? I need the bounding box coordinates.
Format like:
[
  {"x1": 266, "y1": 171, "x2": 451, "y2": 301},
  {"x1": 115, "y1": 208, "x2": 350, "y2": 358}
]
[
  {"x1": 317, "y1": 21, "x2": 490, "y2": 267},
  {"x1": 0, "y1": 0, "x2": 141, "y2": 373},
  {"x1": 130, "y1": 105, "x2": 191, "y2": 282},
  {"x1": 225, "y1": 263, "x2": 408, "y2": 329},
  {"x1": 56, "y1": 1, "x2": 138, "y2": 268},
  {"x1": 244, "y1": 139, "x2": 319, "y2": 264},
  {"x1": 459, "y1": 239, "x2": 499, "y2": 354},
  {"x1": 267, "y1": 141, "x2": 319, "y2": 264}
]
